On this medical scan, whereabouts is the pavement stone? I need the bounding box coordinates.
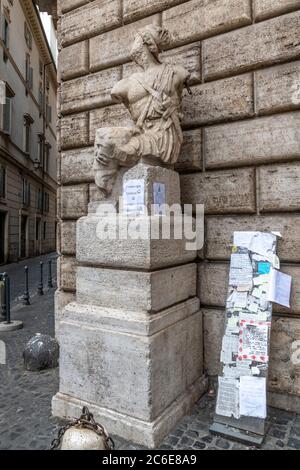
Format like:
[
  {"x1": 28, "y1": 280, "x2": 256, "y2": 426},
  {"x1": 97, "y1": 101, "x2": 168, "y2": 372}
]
[{"x1": 0, "y1": 256, "x2": 300, "y2": 450}]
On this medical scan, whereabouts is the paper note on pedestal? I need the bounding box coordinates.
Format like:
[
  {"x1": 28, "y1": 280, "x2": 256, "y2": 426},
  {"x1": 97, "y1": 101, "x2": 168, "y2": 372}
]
[
  {"x1": 268, "y1": 268, "x2": 292, "y2": 308},
  {"x1": 153, "y1": 182, "x2": 166, "y2": 215},
  {"x1": 216, "y1": 377, "x2": 240, "y2": 419},
  {"x1": 123, "y1": 179, "x2": 145, "y2": 215},
  {"x1": 239, "y1": 376, "x2": 267, "y2": 419}
]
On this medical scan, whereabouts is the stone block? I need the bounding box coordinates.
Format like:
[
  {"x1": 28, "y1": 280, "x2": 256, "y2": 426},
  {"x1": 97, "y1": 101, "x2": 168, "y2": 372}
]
[
  {"x1": 61, "y1": 113, "x2": 89, "y2": 150},
  {"x1": 206, "y1": 215, "x2": 300, "y2": 263},
  {"x1": 76, "y1": 214, "x2": 197, "y2": 269},
  {"x1": 61, "y1": 147, "x2": 94, "y2": 184},
  {"x1": 203, "y1": 12, "x2": 300, "y2": 80},
  {"x1": 60, "y1": 0, "x2": 89, "y2": 14},
  {"x1": 202, "y1": 308, "x2": 225, "y2": 376},
  {"x1": 162, "y1": 0, "x2": 251, "y2": 48},
  {"x1": 61, "y1": 184, "x2": 89, "y2": 219},
  {"x1": 198, "y1": 262, "x2": 228, "y2": 308},
  {"x1": 54, "y1": 289, "x2": 76, "y2": 340},
  {"x1": 253, "y1": 0, "x2": 300, "y2": 21},
  {"x1": 205, "y1": 113, "x2": 300, "y2": 169},
  {"x1": 175, "y1": 129, "x2": 202, "y2": 172},
  {"x1": 77, "y1": 264, "x2": 196, "y2": 312},
  {"x1": 122, "y1": 162, "x2": 181, "y2": 214},
  {"x1": 88, "y1": 184, "x2": 105, "y2": 203},
  {"x1": 255, "y1": 61, "x2": 300, "y2": 115},
  {"x1": 123, "y1": 0, "x2": 186, "y2": 23},
  {"x1": 199, "y1": 261, "x2": 300, "y2": 315},
  {"x1": 268, "y1": 391, "x2": 300, "y2": 414},
  {"x1": 52, "y1": 298, "x2": 206, "y2": 447},
  {"x1": 259, "y1": 163, "x2": 300, "y2": 212},
  {"x1": 61, "y1": 67, "x2": 122, "y2": 114},
  {"x1": 90, "y1": 15, "x2": 160, "y2": 71},
  {"x1": 58, "y1": 256, "x2": 77, "y2": 291},
  {"x1": 123, "y1": 42, "x2": 201, "y2": 84},
  {"x1": 61, "y1": 221, "x2": 76, "y2": 255},
  {"x1": 89, "y1": 105, "x2": 132, "y2": 143},
  {"x1": 269, "y1": 317, "x2": 300, "y2": 396},
  {"x1": 180, "y1": 168, "x2": 256, "y2": 214},
  {"x1": 161, "y1": 43, "x2": 201, "y2": 85},
  {"x1": 182, "y1": 74, "x2": 253, "y2": 126},
  {"x1": 59, "y1": 41, "x2": 89, "y2": 81},
  {"x1": 60, "y1": 0, "x2": 122, "y2": 46}
]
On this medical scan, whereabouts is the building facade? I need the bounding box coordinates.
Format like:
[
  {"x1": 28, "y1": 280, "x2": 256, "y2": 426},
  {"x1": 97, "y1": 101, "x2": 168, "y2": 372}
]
[
  {"x1": 56, "y1": 0, "x2": 300, "y2": 413},
  {"x1": 0, "y1": 0, "x2": 57, "y2": 264}
]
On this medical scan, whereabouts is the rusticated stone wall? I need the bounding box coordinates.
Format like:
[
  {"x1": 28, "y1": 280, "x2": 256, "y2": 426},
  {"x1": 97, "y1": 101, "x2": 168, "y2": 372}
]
[{"x1": 57, "y1": 0, "x2": 300, "y2": 411}]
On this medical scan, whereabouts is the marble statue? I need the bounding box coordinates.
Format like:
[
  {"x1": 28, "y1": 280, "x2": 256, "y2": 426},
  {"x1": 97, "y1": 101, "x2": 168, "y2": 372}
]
[{"x1": 93, "y1": 25, "x2": 191, "y2": 196}]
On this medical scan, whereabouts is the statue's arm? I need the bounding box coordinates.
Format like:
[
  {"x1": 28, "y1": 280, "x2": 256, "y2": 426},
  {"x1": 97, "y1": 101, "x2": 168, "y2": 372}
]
[
  {"x1": 111, "y1": 79, "x2": 129, "y2": 105},
  {"x1": 174, "y1": 66, "x2": 191, "y2": 92}
]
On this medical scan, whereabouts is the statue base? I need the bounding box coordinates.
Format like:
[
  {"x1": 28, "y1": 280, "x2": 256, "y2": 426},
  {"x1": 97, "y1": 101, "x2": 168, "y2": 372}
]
[
  {"x1": 52, "y1": 299, "x2": 207, "y2": 448},
  {"x1": 53, "y1": 162, "x2": 206, "y2": 447}
]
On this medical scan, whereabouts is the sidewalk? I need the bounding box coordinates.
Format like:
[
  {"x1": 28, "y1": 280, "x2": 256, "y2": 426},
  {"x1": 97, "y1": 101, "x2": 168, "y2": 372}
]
[{"x1": 0, "y1": 288, "x2": 300, "y2": 450}]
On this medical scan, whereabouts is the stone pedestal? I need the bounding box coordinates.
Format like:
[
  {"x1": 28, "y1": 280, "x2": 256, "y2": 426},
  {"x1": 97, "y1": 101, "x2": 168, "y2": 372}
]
[{"x1": 52, "y1": 162, "x2": 206, "y2": 447}]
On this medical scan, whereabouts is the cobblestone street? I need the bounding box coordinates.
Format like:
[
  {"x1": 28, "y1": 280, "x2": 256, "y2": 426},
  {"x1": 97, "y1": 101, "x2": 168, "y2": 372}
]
[
  {"x1": 1, "y1": 253, "x2": 57, "y2": 306},
  {"x1": 0, "y1": 259, "x2": 300, "y2": 450}
]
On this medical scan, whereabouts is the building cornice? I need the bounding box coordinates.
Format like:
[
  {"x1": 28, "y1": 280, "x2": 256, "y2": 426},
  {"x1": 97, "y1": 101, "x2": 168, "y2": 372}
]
[{"x1": 20, "y1": 0, "x2": 57, "y2": 90}]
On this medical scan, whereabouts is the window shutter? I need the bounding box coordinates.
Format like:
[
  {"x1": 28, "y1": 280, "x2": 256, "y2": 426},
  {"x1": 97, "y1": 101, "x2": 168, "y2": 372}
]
[
  {"x1": 0, "y1": 166, "x2": 5, "y2": 198},
  {"x1": 29, "y1": 67, "x2": 33, "y2": 90},
  {"x1": 47, "y1": 105, "x2": 52, "y2": 123},
  {"x1": 3, "y1": 96, "x2": 12, "y2": 134}
]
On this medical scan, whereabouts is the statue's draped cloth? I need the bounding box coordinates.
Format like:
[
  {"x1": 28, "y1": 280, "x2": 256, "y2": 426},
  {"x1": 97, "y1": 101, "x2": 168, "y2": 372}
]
[{"x1": 125, "y1": 64, "x2": 183, "y2": 165}]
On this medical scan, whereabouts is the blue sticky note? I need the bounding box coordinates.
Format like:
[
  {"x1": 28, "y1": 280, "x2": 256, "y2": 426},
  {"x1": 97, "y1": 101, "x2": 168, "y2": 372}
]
[{"x1": 257, "y1": 262, "x2": 271, "y2": 275}]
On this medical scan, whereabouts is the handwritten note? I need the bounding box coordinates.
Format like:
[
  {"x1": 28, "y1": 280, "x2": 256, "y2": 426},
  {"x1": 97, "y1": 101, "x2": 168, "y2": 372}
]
[
  {"x1": 229, "y1": 254, "x2": 253, "y2": 287},
  {"x1": 123, "y1": 179, "x2": 145, "y2": 215},
  {"x1": 239, "y1": 376, "x2": 267, "y2": 419}
]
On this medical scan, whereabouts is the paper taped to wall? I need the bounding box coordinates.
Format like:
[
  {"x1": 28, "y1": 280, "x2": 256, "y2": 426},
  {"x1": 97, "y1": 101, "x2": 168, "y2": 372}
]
[
  {"x1": 229, "y1": 254, "x2": 253, "y2": 286},
  {"x1": 268, "y1": 268, "x2": 292, "y2": 308}
]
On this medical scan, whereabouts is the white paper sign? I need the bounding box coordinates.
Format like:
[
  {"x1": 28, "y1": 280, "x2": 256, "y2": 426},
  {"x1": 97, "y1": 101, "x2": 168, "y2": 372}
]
[
  {"x1": 233, "y1": 231, "x2": 258, "y2": 249},
  {"x1": 239, "y1": 321, "x2": 269, "y2": 362},
  {"x1": 268, "y1": 268, "x2": 292, "y2": 308},
  {"x1": 221, "y1": 334, "x2": 239, "y2": 364},
  {"x1": 239, "y1": 376, "x2": 267, "y2": 419},
  {"x1": 229, "y1": 254, "x2": 253, "y2": 286},
  {"x1": 123, "y1": 179, "x2": 145, "y2": 215},
  {"x1": 249, "y1": 232, "x2": 276, "y2": 259},
  {"x1": 216, "y1": 377, "x2": 240, "y2": 419},
  {"x1": 153, "y1": 182, "x2": 166, "y2": 215}
]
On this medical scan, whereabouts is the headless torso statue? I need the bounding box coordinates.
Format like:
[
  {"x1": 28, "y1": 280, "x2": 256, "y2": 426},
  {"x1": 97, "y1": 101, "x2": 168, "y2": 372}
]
[{"x1": 93, "y1": 25, "x2": 190, "y2": 199}]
